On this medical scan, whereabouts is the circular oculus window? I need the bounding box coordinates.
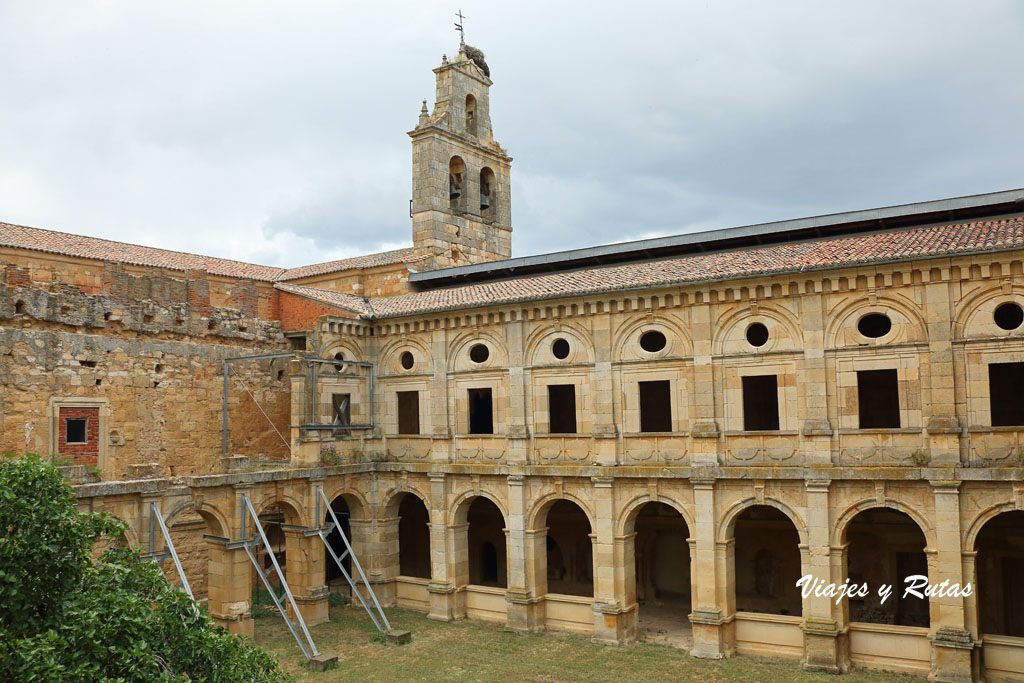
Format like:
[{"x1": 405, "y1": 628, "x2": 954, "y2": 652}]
[
  {"x1": 400, "y1": 351, "x2": 415, "y2": 370},
  {"x1": 552, "y1": 338, "x2": 570, "y2": 360},
  {"x1": 745, "y1": 322, "x2": 769, "y2": 347},
  {"x1": 857, "y1": 313, "x2": 892, "y2": 339},
  {"x1": 994, "y1": 302, "x2": 1024, "y2": 331},
  {"x1": 639, "y1": 330, "x2": 667, "y2": 353},
  {"x1": 469, "y1": 343, "x2": 490, "y2": 363}
]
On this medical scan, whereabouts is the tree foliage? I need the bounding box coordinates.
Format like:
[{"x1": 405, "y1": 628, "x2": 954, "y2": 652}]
[{"x1": 0, "y1": 454, "x2": 289, "y2": 682}]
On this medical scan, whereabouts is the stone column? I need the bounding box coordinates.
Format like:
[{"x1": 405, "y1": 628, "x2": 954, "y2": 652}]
[
  {"x1": 690, "y1": 476, "x2": 730, "y2": 657},
  {"x1": 591, "y1": 476, "x2": 629, "y2": 643},
  {"x1": 426, "y1": 472, "x2": 456, "y2": 620},
  {"x1": 283, "y1": 528, "x2": 329, "y2": 626},
  {"x1": 505, "y1": 473, "x2": 543, "y2": 630},
  {"x1": 801, "y1": 478, "x2": 845, "y2": 672},
  {"x1": 206, "y1": 540, "x2": 254, "y2": 637},
  {"x1": 614, "y1": 529, "x2": 639, "y2": 643},
  {"x1": 928, "y1": 481, "x2": 975, "y2": 682}
]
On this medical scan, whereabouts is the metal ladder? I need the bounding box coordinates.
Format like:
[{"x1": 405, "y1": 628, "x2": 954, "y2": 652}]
[
  {"x1": 240, "y1": 494, "x2": 321, "y2": 660},
  {"x1": 315, "y1": 486, "x2": 392, "y2": 634},
  {"x1": 145, "y1": 503, "x2": 197, "y2": 606}
]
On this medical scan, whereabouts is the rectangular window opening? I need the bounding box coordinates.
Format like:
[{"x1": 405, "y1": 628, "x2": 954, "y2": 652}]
[
  {"x1": 990, "y1": 362, "x2": 1024, "y2": 426},
  {"x1": 332, "y1": 393, "x2": 351, "y2": 436},
  {"x1": 547, "y1": 384, "x2": 577, "y2": 434},
  {"x1": 639, "y1": 380, "x2": 672, "y2": 432},
  {"x1": 857, "y1": 369, "x2": 900, "y2": 429},
  {"x1": 742, "y1": 375, "x2": 780, "y2": 431},
  {"x1": 468, "y1": 388, "x2": 494, "y2": 435},
  {"x1": 66, "y1": 417, "x2": 88, "y2": 444},
  {"x1": 397, "y1": 391, "x2": 420, "y2": 435}
]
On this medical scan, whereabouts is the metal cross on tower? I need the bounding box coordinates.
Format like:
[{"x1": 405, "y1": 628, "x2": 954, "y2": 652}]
[{"x1": 454, "y1": 9, "x2": 465, "y2": 43}]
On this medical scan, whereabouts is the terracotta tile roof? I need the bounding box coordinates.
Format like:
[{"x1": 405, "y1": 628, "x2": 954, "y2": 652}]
[
  {"x1": 278, "y1": 247, "x2": 422, "y2": 281},
  {"x1": 274, "y1": 283, "x2": 372, "y2": 316},
  {"x1": 0, "y1": 220, "x2": 416, "y2": 283},
  {"x1": 0, "y1": 221, "x2": 286, "y2": 281},
  {"x1": 367, "y1": 217, "x2": 1024, "y2": 318}
]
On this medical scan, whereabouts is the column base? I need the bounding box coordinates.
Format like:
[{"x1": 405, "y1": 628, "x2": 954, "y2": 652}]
[
  {"x1": 426, "y1": 581, "x2": 456, "y2": 622},
  {"x1": 290, "y1": 585, "x2": 331, "y2": 627},
  {"x1": 688, "y1": 610, "x2": 733, "y2": 659},
  {"x1": 928, "y1": 627, "x2": 976, "y2": 683},
  {"x1": 591, "y1": 602, "x2": 637, "y2": 645},
  {"x1": 505, "y1": 588, "x2": 545, "y2": 632},
  {"x1": 212, "y1": 612, "x2": 254, "y2": 639},
  {"x1": 801, "y1": 619, "x2": 850, "y2": 674}
]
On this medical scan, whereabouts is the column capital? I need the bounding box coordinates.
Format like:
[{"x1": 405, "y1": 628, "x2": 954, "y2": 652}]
[
  {"x1": 930, "y1": 480, "x2": 962, "y2": 493},
  {"x1": 591, "y1": 475, "x2": 614, "y2": 488},
  {"x1": 805, "y1": 478, "x2": 832, "y2": 494}
]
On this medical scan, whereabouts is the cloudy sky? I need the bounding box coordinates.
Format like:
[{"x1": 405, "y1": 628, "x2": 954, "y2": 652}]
[{"x1": 1, "y1": 1, "x2": 1022, "y2": 268}]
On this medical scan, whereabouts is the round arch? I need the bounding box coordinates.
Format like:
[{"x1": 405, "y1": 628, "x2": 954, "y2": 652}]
[
  {"x1": 954, "y1": 285, "x2": 1024, "y2": 339},
  {"x1": 619, "y1": 493, "x2": 694, "y2": 536},
  {"x1": 612, "y1": 315, "x2": 693, "y2": 361},
  {"x1": 831, "y1": 499, "x2": 936, "y2": 550},
  {"x1": 824, "y1": 293, "x2": 928, "y2": 349},
  {"x1": 966, "y1": 501, "x2": 1020, "y2": 550},
  {"x1": 524, "y1": 322, "x2": 595, "y2": 367},
  {"x1": 447, "y1": 329, "x2": 510, "y2": 371},
  {"x1": 319, "y1": 339, "x2": 365, "y2": 363},
  {"x1": 712, "y1": 304, "x2": 804, "y2": 355},
  {"x1": 718, "y1": 497, "x2": 809, "y2": 546},
  {"x1": 251, "y1": 494, "x2": 305, "y2": 527},
  {"x1": 527, "y1": 491, "x2": 595, "y2": 531},
  {"x1": 321, "y1": 485, "x2": 369, "y2": 520},
  {"x1": 382, "y1": 485, "x2": 432, "y2": 519},
  {"x1": 449, "y1": 488, "x2": 509, "y2": 527},
  {"x1": 378, "y1": 336, "x2": 433, "y2": 375}
]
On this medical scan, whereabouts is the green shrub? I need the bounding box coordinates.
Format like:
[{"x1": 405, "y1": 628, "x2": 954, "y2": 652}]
[{"x1": 0, "y1": 454, "x2": 289, "y2": 682}]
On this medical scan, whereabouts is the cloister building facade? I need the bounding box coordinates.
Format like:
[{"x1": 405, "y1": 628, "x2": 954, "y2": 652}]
[{"x1": 1, "y1": 42, "x2": 1023, "y2": 682}]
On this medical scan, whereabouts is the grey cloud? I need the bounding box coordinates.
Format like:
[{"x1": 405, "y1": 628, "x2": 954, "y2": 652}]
[{"x1": 0, "y1": 1, "x2": 1021, "y2": 267}]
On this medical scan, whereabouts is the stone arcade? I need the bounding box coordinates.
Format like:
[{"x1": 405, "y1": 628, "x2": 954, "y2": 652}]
[{"x1": 2, "y1": 42, "x2": 1024, "y2": 682}]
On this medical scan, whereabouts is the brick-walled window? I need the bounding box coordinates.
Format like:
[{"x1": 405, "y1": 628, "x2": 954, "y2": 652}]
[{"x1": 58, "y1": 406, "x2": 99, "y2": 463}]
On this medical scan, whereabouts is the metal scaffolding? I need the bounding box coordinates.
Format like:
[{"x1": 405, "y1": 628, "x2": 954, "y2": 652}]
[
  {"x1": 314, "y1": 486, "x2": 391, "y2": 633},
  {"x1": 240, "y1": 494, "x2": 320, "y2": 660}
]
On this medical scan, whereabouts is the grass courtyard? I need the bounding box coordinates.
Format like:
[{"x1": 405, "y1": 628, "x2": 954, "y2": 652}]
[{"x1": 254, "y1": 605, "x2": 926, "y2": 682}]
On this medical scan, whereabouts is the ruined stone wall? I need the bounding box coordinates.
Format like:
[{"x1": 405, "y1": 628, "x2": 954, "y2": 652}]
[
  {"x1": 0, "y1": 259, "x2": 290, "y2": 478},
  {"x1": 0, "y1": 248, "x2": 278, "y2": 319}
]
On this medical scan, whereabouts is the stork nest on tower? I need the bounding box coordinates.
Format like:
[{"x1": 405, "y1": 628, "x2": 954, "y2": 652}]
[{"x1": 463, "y1": 44, "x2": 490, "y2": 77}]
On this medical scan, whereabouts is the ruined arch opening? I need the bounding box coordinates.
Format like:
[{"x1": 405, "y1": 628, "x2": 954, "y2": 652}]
[
  {"x1": 542, "y1": 500, "x2": 593, "y2": 598},
  {"x1": 631, "y1": 502, "x2": 691, "y2": 641},
  {"x1": 466, "y1": 497, "x2": 507, "y2": 588},
  {"x1": 733, "y1": 505, "x2": 802, "y2": 617},
  {"x1": 975, "y1": 510, "x2": 1024, "y2": 637},
  {"x1": 845, "y1": 508, "x2": 929, "y2": 627},
  {"x1": 397, "y1": 493, "x2": 431, "y2": 580}
]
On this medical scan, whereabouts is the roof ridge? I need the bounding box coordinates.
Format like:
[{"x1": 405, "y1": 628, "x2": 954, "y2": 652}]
[{"x1": 0, "y1": 220, "x2": 286, "y2": 278}]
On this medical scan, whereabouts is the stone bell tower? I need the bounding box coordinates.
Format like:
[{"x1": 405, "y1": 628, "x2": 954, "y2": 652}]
[{"x1": 409, "y1": 43, "x2": 513, "y2": 271}]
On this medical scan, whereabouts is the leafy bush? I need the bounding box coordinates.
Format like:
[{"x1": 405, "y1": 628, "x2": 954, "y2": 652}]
[{"x1": 0, "y1": 454, "x2": 289, "y2": 682}]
